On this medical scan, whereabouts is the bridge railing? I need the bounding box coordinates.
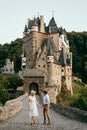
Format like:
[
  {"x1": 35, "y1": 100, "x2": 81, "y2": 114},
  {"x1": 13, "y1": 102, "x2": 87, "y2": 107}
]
[
  {"x1": 0, "y1": 93, "x2": 28, "y2": 121},
  {"x1": 51, "y1": 103, "x2": 87, "y2": 123}
]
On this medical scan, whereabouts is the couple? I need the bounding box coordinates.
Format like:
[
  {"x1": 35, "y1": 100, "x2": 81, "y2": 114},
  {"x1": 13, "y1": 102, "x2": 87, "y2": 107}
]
[{"x1": 28, "y1": 90, "x2": 51, "y2": 125}]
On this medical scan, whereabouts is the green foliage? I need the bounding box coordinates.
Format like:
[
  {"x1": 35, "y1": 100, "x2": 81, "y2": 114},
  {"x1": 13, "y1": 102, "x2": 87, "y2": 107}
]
[
  {"x1": 57, "y1": 81, "x2": 87, "y2": 111},
  {"x1": 0, "y1": 75, "x2": 10, "y2": 104},
  {"x1": 0, "y1": 74, "x2": 23, "y2": 104},
  {"x1": 0, "y1": 90, "x2": 9, "y2": 104},
  {"x1": 67, "y1": 32, "x2": 87, "y2": 83},
  {"x1": 6, "y1": 76, "x2": 23, "y2": 91},
  {"x1": 56, "y1": 76, "x2": 70, "y2": 105}
]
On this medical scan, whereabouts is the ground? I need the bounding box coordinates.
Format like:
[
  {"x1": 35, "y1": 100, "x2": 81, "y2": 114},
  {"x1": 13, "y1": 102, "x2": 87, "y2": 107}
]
[{"x1": 0, "y1": 95, "x2": 87, "y2": 130}]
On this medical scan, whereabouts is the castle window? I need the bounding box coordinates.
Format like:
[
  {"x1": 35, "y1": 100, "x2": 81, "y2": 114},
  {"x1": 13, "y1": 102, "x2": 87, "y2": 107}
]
[
  {"x1": 66, "y1": 58, "x2": 70, "y2": 65},
  {"x1": 43, "y1": 65, "x2": 45, "y2": 68},
  {"x1": 47, "y1": 65, "x2": 49, "y2": 68},
  {"x1": 43, "y1": 58, "x2": 44, "y2": 61},
  {"x1": 68, "y1": 68, "x2": 69, "y2": 72},
  {"x1": 62, "y1": 69, "x2": 64, "y2": 72},
  {"x1": 46, "y1": 82, "x2": 48, "y2": 86},
  {"x1": 38, "y1": 65, "x2": 40, "y2": 67}
]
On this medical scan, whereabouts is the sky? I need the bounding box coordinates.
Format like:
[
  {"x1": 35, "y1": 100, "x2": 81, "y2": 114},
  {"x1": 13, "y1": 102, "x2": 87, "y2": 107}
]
[{"x1": 0, "y1": 0, "x2": 87, "y2": 44}]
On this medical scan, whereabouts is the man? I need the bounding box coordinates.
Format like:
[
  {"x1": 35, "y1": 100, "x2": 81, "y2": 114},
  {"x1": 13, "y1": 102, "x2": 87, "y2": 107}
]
[{"x1": 42, "y1": 90, "x2": 51, "y2": 125}]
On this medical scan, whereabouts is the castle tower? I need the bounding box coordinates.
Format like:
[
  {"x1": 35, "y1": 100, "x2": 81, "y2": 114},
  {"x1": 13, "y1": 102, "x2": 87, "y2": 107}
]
[
  {"x1": 46, "y1": 46, "x2": 54, "y2": 86},
  {"x1": 40, "y1": 16, "x2": 45, "y2": 33},
  {"x1": 21, "y1": 15, "x2": 73, "y2": 103},
  {"x1": 46, "y1": 53, "x2": 59, "y2": 103},
  {"x1": 65, "y1": 52, "x2": 73, "y2": 95},
  {"x1": 31, "y1": 18, "x2": 38, "y2": 32}
]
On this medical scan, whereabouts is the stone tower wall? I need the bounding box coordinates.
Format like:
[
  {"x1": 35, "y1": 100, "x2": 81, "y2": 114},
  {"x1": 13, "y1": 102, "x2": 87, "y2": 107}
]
[
  {"x1": 40, "y1": 15, "x2": 45, "y2": 33},
  {"x1": 36, "y1": 47, "x2": 48, "y2": 84},
  {"x1": 23, "y1": 77, "x2": 44, "y2": 93},
  {"x1": 65, "y1": 51, "x2": 72, "y2": 94},
  {"x1": 48, "y1": 63, "x2": 62, "y2": 93}
]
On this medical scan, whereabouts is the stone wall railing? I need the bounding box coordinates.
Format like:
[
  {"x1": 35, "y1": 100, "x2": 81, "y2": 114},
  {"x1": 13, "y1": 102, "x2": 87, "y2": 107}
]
[
  {"x1": 0, "y1": 93, "x2": 28, "y2": 121},
  {"x1": 51, "y1": 103, "x2": 87, "y2": 123}
]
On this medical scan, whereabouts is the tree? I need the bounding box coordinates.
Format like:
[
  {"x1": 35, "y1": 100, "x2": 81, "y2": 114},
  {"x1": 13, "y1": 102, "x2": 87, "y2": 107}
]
[
  {"x1": 6, "y1": 76, "x2": 23, "y2": 92},
  {"x1": 0, "y1": 75, "x2": 9, "y2": 105}
]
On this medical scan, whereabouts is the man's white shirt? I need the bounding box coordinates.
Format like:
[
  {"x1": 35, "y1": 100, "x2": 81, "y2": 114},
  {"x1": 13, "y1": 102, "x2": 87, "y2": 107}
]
[{"x1": 43, "y1": 94, "x2": 50, "y2": 105}]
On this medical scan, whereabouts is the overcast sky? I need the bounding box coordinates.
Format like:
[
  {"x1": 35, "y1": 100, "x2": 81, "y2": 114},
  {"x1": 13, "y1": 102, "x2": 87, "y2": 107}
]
[{"x1": 0, "y1": 0, "x2": 87, "y2": 44}]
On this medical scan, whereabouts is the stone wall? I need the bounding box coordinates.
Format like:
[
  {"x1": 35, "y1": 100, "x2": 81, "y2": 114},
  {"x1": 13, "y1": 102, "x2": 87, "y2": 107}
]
[
  {"x1": 0, "y1": 93, "x2": 28, "y2": 121},
  {"x1": 51, "y1": 103, "x2": 87, "y2": 123}
]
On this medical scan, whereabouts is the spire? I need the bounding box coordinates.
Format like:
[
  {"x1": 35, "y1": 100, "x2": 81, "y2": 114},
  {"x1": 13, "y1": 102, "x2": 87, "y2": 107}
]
[
  {"x1": 48, "y1": 13, "x2": 59, "y2": 34},
  {"x1": 24, "y1": 24, "x2": 28, "y2": 33},
  {"x1": 49, "y1": 17, "x2": 56, "y2": 26},
  {"x1": 58, "y1": 47, "x2": 67, "y2": 66},
  {"x1": 33, "y1": 17, "x2": 38, "y2": 26}
]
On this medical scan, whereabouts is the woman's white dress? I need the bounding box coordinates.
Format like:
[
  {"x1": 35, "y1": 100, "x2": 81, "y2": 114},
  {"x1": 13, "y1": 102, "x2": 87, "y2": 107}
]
[{"x1": 28, "y1": 95, "x2": 38, "y2": 117}]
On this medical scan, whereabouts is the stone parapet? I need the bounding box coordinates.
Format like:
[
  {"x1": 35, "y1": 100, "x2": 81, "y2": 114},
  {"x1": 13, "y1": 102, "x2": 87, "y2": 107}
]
[
  {"x1": 23, "y1": 69, "x2": 44, "y2": 77},
  {"x1": 51, "y1": 103, "x2": 87, "y2": 123},
  {"x1": 0, "y1": 93, "x2": 28, "y2": 121}
]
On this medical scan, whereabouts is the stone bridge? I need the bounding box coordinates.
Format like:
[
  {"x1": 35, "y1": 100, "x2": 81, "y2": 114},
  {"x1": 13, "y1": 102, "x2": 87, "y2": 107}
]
[{"x1": 0, "y1": 95, "x2": 87, "y2": 130}]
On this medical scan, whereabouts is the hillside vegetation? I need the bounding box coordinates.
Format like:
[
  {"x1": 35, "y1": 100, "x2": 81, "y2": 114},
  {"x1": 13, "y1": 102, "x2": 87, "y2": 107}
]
[
  {"x1": 56, "y1": 80, "x2": 87, "y2": 111},
  {"x1": 67, "y1": 32, "x2": 87, "y2": 83}
]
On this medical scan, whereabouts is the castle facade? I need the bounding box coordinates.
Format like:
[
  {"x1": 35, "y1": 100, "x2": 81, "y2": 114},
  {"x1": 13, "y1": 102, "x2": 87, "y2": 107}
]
[{"x1": 21, "y1": 15, "x2": 73, "y2": 102}]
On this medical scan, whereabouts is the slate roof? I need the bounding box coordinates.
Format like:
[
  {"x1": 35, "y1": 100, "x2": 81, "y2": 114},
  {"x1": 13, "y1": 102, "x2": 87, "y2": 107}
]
[
  {"x1": 24, "y1": 16, "x2": 60, "y2": 34},
  {"x1": 46, "y1": 37, "x2": 57, "y2": 54},
  {"x1": 49, "y1": 17, "x2": 56, "y2": 26},
  {"x1": 32, "y1": 18, "x2": 38, "y2": 26},
  {"x1": 27, "y1": 17, "x2": 40, "y2": 29},
  {"x1": 48, "y1": 17, "x2": 59, "y2": 34},
  {"x1": 58, "y1": 47, "x2": 67, "y2": 66},
  {"x1": 24, "y1": 25, "x2": 28, "y2": 33},
  {"x1": 36, "y1": 37, "x2": 58, "y2": 62}
]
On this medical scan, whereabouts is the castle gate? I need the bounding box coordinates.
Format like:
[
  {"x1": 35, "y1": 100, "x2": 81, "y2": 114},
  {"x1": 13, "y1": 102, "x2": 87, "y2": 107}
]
[
  {"x1": 23, "y1": 69, "x2": 44, "y2": 94},
  {"x1": 29, "y1": 82, "x2": 39, "y2": 94}
]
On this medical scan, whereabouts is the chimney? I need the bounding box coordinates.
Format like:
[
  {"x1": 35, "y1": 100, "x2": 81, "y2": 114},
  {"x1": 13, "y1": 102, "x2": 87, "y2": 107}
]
[{"x1": 40, "y1": 15, "x2": 45, "y2": 33}]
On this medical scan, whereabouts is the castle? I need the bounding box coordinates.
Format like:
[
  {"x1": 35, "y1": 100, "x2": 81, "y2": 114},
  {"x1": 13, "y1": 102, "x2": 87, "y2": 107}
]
[
  {"x1": 1, "y1": 59, "x2": 15, "y2": 75},
  {"x1": 21, "y1": 15, "x2": 73, "y2": 102}
]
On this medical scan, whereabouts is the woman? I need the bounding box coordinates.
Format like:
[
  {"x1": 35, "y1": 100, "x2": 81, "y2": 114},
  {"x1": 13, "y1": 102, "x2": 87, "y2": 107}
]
[{"x1": 28, "y1": 90, "x2": 39, "y2": 125}]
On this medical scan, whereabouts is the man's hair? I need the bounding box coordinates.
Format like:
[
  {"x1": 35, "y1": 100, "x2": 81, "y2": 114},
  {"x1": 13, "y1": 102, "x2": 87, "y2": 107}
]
[{"x1": 43, "y1": 90, "x2": 47, "y2": 94}]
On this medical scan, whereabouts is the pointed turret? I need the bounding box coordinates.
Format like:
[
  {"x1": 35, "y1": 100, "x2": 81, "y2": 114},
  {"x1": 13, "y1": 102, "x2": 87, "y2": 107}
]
[
  {"x1": 58, "y1": 47, "x2": 67, "y2": 66},
  {"x1": 31, "y1": 18, "x2": 38, "y2": 32},
  {"x1": 48, "y1": 17, "x2": 59, "y2": 34},
  {"x1": 23, "y1": 24, "x2": 28, "y2": 36},
  {"x1": 49, "y1": 17, "x2": 56, "y2": 26}
]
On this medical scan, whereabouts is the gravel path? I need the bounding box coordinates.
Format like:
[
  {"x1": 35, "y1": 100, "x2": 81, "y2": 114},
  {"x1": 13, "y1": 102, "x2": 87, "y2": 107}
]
[{"x1": 0, "y1": 95, "x2": 87, "y2": 130}]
